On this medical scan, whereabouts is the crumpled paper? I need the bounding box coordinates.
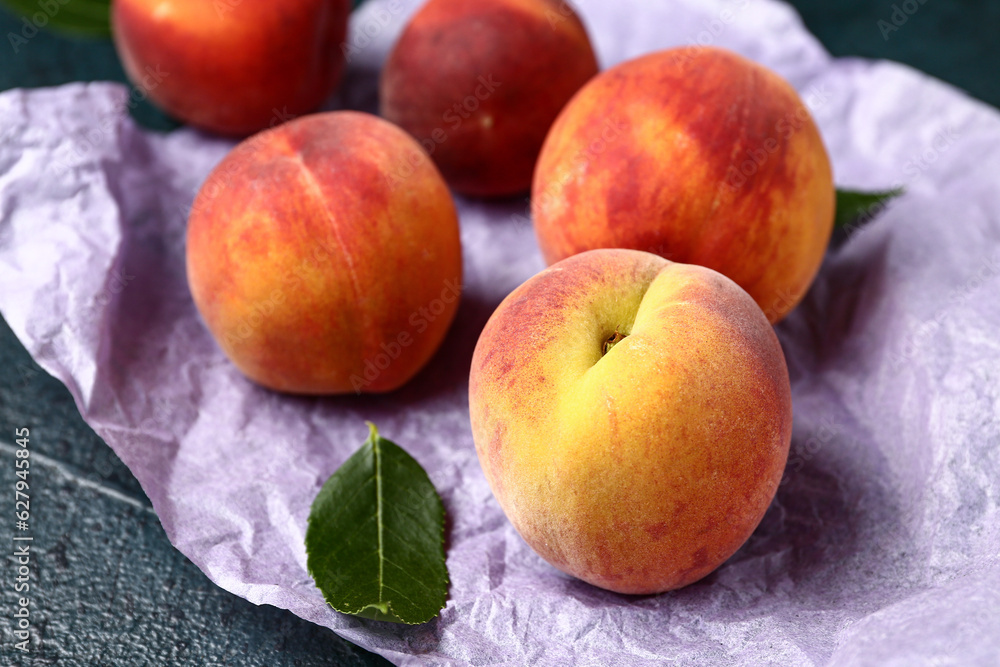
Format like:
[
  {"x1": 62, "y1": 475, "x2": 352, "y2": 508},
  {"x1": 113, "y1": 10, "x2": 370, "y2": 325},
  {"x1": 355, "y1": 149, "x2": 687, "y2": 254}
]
[{"x1": 2, "y1": 0, "x2": 1000, "y2": 663}]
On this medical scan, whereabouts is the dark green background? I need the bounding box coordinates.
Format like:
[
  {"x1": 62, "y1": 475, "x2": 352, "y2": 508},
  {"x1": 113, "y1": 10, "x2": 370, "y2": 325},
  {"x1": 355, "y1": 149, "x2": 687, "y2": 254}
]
[{"x1": 1, "y1": 1, "x2": 997, "y2": 664}]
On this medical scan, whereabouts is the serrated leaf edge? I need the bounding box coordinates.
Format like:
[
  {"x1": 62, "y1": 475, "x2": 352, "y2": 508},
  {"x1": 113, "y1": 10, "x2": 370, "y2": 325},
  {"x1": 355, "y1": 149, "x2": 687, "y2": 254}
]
[{"x1": 305, "y1": 423, "x2": 449, "y2": 625}]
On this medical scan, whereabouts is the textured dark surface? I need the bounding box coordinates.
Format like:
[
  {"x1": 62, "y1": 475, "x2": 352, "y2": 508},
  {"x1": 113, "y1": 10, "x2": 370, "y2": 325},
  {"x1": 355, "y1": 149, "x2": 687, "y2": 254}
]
[
  {"x1": 0, "y1": 319, "x2": 389, "y2": 666},
  {"x1": 0, "y1": 1, "x2": 996, "y2": 665},
  {"x1": 790, "y1": 0, "x2": 1000, "y2": 109}
]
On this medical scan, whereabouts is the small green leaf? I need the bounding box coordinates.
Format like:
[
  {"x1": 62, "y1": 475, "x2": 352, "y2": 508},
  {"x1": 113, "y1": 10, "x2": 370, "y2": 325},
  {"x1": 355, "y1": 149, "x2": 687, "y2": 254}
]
[
  {"x1": 306, "y1": 423, "x2": 449, "y2": 625},
  {"x1": 834, "y1": 187, "x2": 905, "y2": 229},
  {"x1": 0, "y1": 0, "x2": 112, "y2": 37}
]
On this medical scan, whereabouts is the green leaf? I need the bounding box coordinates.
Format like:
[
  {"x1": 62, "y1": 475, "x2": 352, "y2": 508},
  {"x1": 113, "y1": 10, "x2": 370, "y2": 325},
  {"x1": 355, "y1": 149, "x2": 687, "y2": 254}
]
[
  {"x1": 306, "y1": 423, "x2": 449, "y2": 625},
  {"x1": 834, "y1": 187, "x2": 905, "y2": 229},
  {"x1": 0, "y1": 0, "x2": 112, "y2": 37}
]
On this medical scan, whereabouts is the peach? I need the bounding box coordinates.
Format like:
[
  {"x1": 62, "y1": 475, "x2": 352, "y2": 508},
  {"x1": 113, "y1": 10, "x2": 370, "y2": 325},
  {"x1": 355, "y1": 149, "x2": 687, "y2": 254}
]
[
  {"x1": 533, "y1": 46, "x2": 834, "y2": 322},
  {"x1": 380, "y1": 0, "x2": 599, "y2": 197},
  {"x1": 112, "y1": 0, "x2": 350, "y2": 136},
  {"x1": 469, "y1": 249, "x2": 792, "y2": 594},
  {"x1": 186, "y1": 111, "x2": 462, "y2": 395}
]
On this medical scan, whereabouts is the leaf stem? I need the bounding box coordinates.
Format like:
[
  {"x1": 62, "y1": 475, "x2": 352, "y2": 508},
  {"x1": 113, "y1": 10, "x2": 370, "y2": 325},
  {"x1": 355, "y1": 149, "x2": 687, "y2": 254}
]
[{"x1": 369, "y1": 423, "x2": 385, "y2": 608}]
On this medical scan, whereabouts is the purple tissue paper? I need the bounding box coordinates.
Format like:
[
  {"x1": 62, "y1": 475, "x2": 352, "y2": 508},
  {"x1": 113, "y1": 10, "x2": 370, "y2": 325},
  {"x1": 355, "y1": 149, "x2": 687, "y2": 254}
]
[{"x1": 2, "y1": 0, "x2": 999, "y2": 664}]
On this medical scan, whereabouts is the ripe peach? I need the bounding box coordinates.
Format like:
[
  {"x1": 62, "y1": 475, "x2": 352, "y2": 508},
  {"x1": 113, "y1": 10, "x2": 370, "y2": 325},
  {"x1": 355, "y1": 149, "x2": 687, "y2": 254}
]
[
  {"x1": 112, "y1": 0, "x2": 350, "y2": 136},
  {"x1": 469, "y1": 249, "x2": 792, "y2": 594},
  {"x1": 186, "y1": 112, "x2": 462, "y2": 395},
  {"x1": 380, "y1": 0, "x2": 599, "y2": 197},
  {"x1": 533, "y1": 46, "x2": 834, "y2": 322}
]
